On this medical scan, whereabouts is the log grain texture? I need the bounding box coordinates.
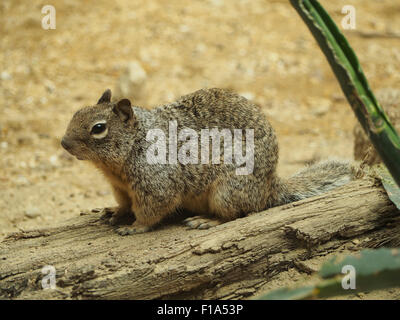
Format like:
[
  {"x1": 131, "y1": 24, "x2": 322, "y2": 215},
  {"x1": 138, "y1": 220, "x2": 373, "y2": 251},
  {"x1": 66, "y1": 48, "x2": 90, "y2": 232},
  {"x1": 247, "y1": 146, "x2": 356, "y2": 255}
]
[{"x1": 1, "y1": 178, "x2": 399, "y2": 299}]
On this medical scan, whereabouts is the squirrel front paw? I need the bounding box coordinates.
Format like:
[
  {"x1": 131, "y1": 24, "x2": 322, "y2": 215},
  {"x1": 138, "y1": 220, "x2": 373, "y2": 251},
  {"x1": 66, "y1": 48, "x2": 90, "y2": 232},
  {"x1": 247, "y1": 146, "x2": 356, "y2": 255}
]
[
  {"x1": 99, "y1": 207, "x2": 135, "y2": 226},
  {"x1": 99, "y1": 207, "x2": 115, "y2": 221},
  {"x1": 184, "y1": 216, "x2": 222, "y2": 230},
  {"x1": 116, "y1": 221, "x2": 150, "y2": 235}
]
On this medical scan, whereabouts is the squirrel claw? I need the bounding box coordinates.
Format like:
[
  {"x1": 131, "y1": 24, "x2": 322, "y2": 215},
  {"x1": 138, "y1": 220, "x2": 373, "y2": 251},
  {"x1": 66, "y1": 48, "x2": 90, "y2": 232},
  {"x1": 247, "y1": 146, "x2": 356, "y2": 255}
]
[
  {"x1": 184, "y1": 216, "x2": 221, "y2": 230},
  {"x1": 99, "y1": 207, "x2": 115, "y2": 220},
  {"x1": 116, "y1": 223, "x2": 150, "y2": 236},
  {"x1": 99, "y1": 207, "x2": 135, "y2": 226}
]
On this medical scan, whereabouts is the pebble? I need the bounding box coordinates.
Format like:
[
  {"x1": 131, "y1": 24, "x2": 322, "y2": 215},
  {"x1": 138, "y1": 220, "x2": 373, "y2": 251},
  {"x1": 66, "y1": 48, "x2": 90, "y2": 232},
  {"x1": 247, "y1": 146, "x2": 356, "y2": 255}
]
[
  {"x1": 0, "y1": 71, "x2": 12, "y2": 80},
  {"x1": 179, "y1": 25, "x2": 190, "y2": 33},
  {"x1": 24, "y1": 207, "x2": 41, "y2": 218},
  {"x1": 28, "y1": 159, "x2": 36, "y2": 169},
  {"x1": 240, "y1": 92, "x2": 255, "y2": 101},
  {"x1": 332, "y1": 93, "x2": 345, "y2": 102},
  {"x1": 44, "y1": 79, "x2": 55, "y2": 93},
  {"x1": 195, "y1": 43, "x2": 206, "y2": 54},
  {"x1": 25, "y1": 96, "x2": 34, "y2": 105},
  {"x1": 0, "y1": 141, "x2": 8, "y2": 149},
  {"x1": 209, "y1": 0, "x2": 224, "y2": 7},
  {"x1": 310, "y1": 98, "x2": 331, "y2": 117},
  {"x1": 15, "y1": 175, "x2": 29, "y2": 186},
  {"x1": 96, "y1": 190, "x2": 110, "y2": 196},
  {"x1": 116, "y1": 60, "x2": 147, "y2": 99},
  {"x1": 126, "y1": 61, "x2": 146, "y2": 82},
  {"x1": 19, "y1": 161, "x2": 27, "y2": 168},
  {"x1": 312, "y1": 105, "x2": 330, "y2": 117},
  {"x1": 49, "y1": 154, "x2": 59, "y2": 166}
]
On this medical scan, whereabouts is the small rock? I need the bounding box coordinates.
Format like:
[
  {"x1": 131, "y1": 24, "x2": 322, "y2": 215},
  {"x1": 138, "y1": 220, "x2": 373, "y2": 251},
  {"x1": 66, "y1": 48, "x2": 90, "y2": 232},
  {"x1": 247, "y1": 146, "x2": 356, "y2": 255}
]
[
  {"x1": 332, "y1": 93, "x2": 345, "y2": 102},
  {"x1": 15, "y1": 65, "x2": 31, "y2": 75},
  {"x1": 0, "y1": 141, "x2": 8, "y2": 149},
  {"x1": 25, "y1": 96, "x2": 34, "y2": 105},
  {"x1": 16, "y1": 176, "x2": 29, "y2": 186},
  {"x1": 96, "y1": 190, "x2": 110, "y2": 196},
  {"x1": 44, "y1": 79, "x2": 55, "y2": 93},
  {"x1": 195, "y1": 43, "x2": 206, "y2": 54},
  {"x1": 115, "y1": 60, "x2": 147, "y2": 100},
  {"x1": 0, "y1": 71, "x2": 12, "y2": 80},
  {"x1": 28, "y1": 159, "x2": 37, "y2": 169},
  {"x1": 240, "y1": 92, "x2": 255, "y2": 101},
  {"x1": 49, "y1": 154, "x2": 59, "y2": 166},
  {"x1": 25, "y1": 207, "x2": 41, "y2": 218},
  {"x1": 38, "y1": 133, "x2": 50, "y2": 139},
  {"x1": 179, "y1": 24, "x2": 190, "y2": 33},
  {"x1": 310, "y1": 98, "x2": 331, "y2": 117},
  {"x1": 209, "y1": 0, "x2": 224, "y2": 7},
  {"x1": 40, "y1": 97, "x2": 48, "y2": 105},
  {"x1": 17, "y1": 136, "x2": 33, "y2": 146}
]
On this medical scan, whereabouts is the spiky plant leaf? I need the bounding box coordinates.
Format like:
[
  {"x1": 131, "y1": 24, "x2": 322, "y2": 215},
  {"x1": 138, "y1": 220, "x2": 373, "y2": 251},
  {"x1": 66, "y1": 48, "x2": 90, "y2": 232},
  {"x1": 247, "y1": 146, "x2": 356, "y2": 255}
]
[
  {"x1": 290, "y1": 0, "x2": 400, "y2": 186},
  {"x1": 258, "y1": 248, "x2": 400, "y2": 300}
]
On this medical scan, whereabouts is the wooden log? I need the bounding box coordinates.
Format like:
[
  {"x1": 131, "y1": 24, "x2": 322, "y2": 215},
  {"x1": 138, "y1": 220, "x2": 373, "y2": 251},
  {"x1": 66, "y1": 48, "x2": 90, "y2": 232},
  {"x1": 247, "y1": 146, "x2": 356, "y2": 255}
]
[{"x1": 1, "y1": 178, "x2": 399, "y2": 299}]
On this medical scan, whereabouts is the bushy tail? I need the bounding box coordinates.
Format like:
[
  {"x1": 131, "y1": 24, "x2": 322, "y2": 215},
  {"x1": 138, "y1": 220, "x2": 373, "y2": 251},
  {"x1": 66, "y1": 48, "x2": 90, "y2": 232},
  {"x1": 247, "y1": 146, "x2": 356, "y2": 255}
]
[{"x1": 278, "y1": 159, "x2": 358, "y2": 205}]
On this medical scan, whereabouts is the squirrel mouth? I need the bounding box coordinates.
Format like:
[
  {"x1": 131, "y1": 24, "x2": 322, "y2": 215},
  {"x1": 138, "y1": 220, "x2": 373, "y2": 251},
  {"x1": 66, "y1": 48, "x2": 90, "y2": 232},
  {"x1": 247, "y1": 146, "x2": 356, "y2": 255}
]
[
  {"x1": 61, "y1": 143, "x2": 85, "y2": 160},
  {"x1": 71, "y1": 151, "x2": 86, "y2": 160},
  {"x1": 63, "y1": 148, "x2": 85, "y2": 160},
  {"x1": 63, "y1": 148, "x2": 84, "y2": 160}
]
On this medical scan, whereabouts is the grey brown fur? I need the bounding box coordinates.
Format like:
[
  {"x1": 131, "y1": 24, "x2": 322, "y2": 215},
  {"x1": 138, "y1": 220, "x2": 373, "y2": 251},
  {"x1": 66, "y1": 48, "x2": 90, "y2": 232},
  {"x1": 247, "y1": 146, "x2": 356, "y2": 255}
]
[{"x1": 62, "y1": 88, "x2": 357, "y2": 234}]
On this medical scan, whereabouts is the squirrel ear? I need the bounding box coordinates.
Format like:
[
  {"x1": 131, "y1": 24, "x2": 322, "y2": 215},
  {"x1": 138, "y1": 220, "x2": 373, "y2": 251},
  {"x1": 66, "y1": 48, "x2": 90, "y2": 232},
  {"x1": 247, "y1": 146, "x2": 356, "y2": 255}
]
[
  {"x1": 113, "y1": 99, "x2": 133, "y2": 122},
  {"x1": 97, "y1": 89, "x2": 112, "y2": 104}
]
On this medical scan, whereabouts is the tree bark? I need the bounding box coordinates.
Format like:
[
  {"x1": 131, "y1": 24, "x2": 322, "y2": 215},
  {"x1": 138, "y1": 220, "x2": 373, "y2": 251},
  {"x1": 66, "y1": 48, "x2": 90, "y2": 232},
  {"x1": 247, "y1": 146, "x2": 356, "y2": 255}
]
[{"x1": 1, "y1": 178, "x2": 399, "y2": 299}]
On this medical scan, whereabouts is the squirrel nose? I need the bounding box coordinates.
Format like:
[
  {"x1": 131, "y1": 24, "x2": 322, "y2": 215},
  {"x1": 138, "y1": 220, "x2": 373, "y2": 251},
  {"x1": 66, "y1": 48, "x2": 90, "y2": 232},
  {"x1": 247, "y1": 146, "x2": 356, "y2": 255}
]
[{"x1": 61, "y1": 138, "x2": 71, "y2": 151}]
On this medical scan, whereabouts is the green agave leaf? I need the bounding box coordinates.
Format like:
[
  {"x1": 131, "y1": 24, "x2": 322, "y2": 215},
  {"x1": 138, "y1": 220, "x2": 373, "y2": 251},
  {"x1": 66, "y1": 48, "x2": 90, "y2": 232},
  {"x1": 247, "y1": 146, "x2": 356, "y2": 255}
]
[
  {"x1": 375, "y1": 165, "x2": 400, "y2": 210},
  {"x1": 258, "y1": 249, "x2": 400, "y2": 300},
  {"x1": 320, "y1": 248, "x2": 400, "y2": 278},
  {"x1": 256, "y1": 286, "x2": 315, "y2": 300},
  {"x1": 290, "y1": 0, "x2": 400, "y2": 187},
  {"x1": 258, "y1": 2, "x2": 400, "y2": 300}
]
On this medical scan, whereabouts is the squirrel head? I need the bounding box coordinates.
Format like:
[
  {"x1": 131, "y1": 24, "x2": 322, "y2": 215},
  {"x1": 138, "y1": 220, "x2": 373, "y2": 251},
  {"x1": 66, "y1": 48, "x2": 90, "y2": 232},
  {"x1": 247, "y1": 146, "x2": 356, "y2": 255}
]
[{"x1": 61, "y1": 89, "x2": 136, "y2": 164}]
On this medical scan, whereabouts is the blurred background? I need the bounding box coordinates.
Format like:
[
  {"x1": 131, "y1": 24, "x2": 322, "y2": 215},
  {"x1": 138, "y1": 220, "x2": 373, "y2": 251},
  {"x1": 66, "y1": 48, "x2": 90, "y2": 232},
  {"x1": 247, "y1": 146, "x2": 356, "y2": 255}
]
[{"x1": 0, "y1": 0, "x2": 399, "y2": 238}]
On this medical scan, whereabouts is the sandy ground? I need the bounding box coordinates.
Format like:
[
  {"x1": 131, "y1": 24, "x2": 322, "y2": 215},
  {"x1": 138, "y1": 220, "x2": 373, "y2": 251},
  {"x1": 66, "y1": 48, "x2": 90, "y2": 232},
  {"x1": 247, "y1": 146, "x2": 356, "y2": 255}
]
[{"x1": 1, "y1": 0, "x2": 400, "y2": 299}]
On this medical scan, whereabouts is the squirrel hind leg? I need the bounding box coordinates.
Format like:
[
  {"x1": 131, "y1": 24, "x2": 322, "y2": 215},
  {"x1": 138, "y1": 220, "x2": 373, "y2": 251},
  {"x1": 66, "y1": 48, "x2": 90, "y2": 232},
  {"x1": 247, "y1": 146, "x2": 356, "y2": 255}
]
[{"x1": 208, "y1": 174, "x2": 270, "y2": 221}]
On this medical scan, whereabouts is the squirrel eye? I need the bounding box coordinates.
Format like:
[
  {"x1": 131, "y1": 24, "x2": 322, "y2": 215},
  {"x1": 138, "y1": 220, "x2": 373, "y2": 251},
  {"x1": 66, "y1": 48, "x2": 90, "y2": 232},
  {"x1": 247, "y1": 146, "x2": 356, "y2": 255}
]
[
  {"x1": 91, "y1": 123, "x2": 106, "y2": 134},
  {"x1": 90, "y1": 122, "x2": 108, "y2": 139}
]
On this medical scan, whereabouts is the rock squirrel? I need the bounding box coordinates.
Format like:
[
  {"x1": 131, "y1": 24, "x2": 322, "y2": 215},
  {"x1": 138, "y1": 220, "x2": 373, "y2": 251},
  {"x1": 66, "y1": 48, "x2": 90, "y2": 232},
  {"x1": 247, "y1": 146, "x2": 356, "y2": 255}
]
[{"x1": 62, "y1": 88, "x2": 357, "y2": 235}]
